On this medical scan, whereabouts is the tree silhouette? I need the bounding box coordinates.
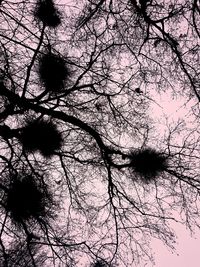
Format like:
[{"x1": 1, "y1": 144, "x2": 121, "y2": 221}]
[{"x1": 0, "y1": 0, "x2": 200, "y2": 266}]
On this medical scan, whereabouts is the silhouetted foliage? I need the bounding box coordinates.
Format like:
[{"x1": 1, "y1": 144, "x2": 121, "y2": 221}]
[
  {"x1": 34, "y1": 0, "x2": 61, "y2": 28},
  {"x1": 5, "y1": 173, "x2": 52, "y2": 224},
  {"x1": 38, "y1": 51, "x2": 69, "y2": 92},
  {"x1": 0, "y1": 124, "x2": 15, "y2": 139},
  {"x1": 0, "y1": 0, "x2": 200, "y2": 266},
  {"x1": 129, "y1": 148, "x2": 168, "y2": 181},
  {"x1": 91, "y1": 260, "x2": 109, "y2": 267},
  {"x1": 20, "y1": 119, "x2": 63, "y2": 157},
  {"x1": 1, "y1": 241, "x2": 46, "y2": 267}
]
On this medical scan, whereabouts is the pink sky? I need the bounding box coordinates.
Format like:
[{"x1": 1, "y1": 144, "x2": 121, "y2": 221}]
[{"x1": 151, "y1": 223, "x2": 200, "y2": 267}]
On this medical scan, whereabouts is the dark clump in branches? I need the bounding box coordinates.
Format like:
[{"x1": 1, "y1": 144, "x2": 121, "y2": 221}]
[
  {"x1": 34, "y1": 0, "x2": 61, "y2": 28},
  {"x1": 5, "y1": 174, "x2": 52, "y2": 223},
  {"x1": 3, "y1": 241, "x2": 46, "y2": 267},
  {"x1": 20, "y1": 119, "x2": 63, "y2": 157},
  {"x1": 0, "y1": 125, "x2": 16, "y2": 139},
  {"x1": 38, "y1": 52, "x2": 69, "y2": 93},
  {"x1": 91, "y1": 260, "x2": 109, "y2": 267},
  {"x1": 129, "y1": 148, "x2": 168, "y2": 182}
]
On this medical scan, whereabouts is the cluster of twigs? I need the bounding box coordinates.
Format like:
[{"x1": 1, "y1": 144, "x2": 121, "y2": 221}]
[
  {"x1": 91, "y1": 260, "x2": 109, "y2": 267},
  {"x1": 34, "y1": 0, "x2": 61, "y2": 28},
  {"x1": 129, "y1": 148, "x2": 168, "y2": 182},
  {"x1": 38, "y1": 51, "x2": 69, "y2": 93},
  {"x1": 20, "y1": 118, "x2": 63, "y2": 157},
  {"x1": 4, "y1": 173, "x2": 53, "y2": 225}
]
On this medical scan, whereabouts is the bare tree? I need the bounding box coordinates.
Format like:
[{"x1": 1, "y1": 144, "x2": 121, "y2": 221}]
[{"x1": 0, "y1": 0, "x2": 200, "y2": 266}]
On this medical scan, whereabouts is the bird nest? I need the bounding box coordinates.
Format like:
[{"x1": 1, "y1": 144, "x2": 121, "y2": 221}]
[
  {"x1": 19, "y1": 119, "x2": 63, "y2": 157},
  {"x1": 5, "y1": 174, "x2": 53, "y2": 224},
  {"x1": 129, "y1": 148, "x2": 168, "y2": 182},
  {"x1": 38, "y1": 52, "x2": 69, "y2": 93},
  {"x1": 34, "y1": 0, "x2": 61, "y2": 28}
]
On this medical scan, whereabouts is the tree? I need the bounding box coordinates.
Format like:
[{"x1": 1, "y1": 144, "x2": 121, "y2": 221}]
[{"x1": 0, "y1": 0, "x2": 200, "y2": 266}]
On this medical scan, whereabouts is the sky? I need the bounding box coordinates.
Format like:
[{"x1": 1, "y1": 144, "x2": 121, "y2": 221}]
[{"x1": 152, "y1": 222, "x2": 200, "y2": 267}]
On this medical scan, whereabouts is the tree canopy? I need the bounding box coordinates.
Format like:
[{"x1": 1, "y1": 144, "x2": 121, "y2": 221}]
[{"x1": 0, "y1": 0, "x2": 200, "y2": 266}]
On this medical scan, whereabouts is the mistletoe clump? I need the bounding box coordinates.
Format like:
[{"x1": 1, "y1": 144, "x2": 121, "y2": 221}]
[
  {"x1": 20, "y1": 119, "x2": 63, "y2": 157},
  {"x1": 38, "y1": 52, "x2": 69, "y2": 93},
  {"x1": 34, "y1": 0, "x2": 61, "y2": 28},
  {"x1": 129, "y1": 148, "x2": 168, "y2": 182},
  {"x1": 5, "y1": 174, "x2": 52, "y2": 224},
  {"x1": 91, "y1": 260, "x2": 109, "y2": 267}
]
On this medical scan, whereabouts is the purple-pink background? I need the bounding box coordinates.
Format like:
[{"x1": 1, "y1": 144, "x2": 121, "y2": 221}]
[{"x1": 152, "y1": 223, "x2": 200, "y2": 267}]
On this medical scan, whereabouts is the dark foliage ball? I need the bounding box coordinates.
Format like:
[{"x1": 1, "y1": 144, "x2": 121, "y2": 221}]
[
  {"x1": 0, "y1": 125, "x2": 13, "y2": 139},
  {"x1": 130, "y1": 148, "x2": 167, "y2": 181},
  {"x1": 20, "y1": 119, "x2": 63, "y2": 157},
  {"x1": 38, "y1": 52, "x2": 69, "y2": 92},
  {"x1": 5, "y1": 175, "x2": 49, "y2": 223},
  {"x1": 34, "y1": 0, "x2": 61, "y2": 28},
  {"x1": 92, "y1": 260, "x2": 108, "y2": 267}
]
